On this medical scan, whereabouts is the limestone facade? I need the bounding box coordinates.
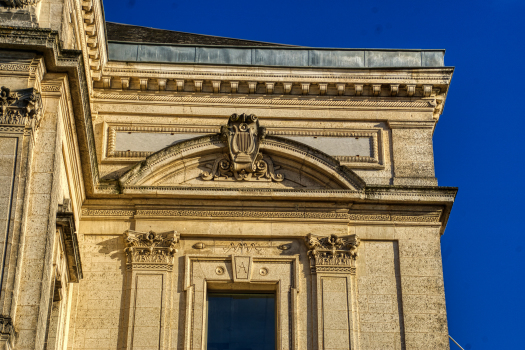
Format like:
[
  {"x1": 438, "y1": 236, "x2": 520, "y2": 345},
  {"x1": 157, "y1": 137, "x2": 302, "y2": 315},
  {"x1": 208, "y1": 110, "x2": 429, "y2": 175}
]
[{"x1": 0, "y1": 0, "x2": 456, "y2": 349}]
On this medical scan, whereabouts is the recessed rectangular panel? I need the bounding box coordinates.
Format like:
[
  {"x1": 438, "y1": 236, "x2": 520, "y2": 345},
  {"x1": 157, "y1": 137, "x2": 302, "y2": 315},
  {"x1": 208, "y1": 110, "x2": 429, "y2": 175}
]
[
  {"x1": 283, "y1": 136, "x2": 372, "y2": 157},
  {"x1": 357, "y1": 241, "x2": 405, "y2": 349},
  {"x1": 115, "y1": 132, "x2": 208, "y2": 152},
  {"x1": 207, "y1": 293, "x2": 275, "y2": 350},
  {"x1": 132, "y1": 274, "x2": 163, "y2": 349},
  {"x1": 321, "y1": 278, "x2": 350, "y2": 349}
]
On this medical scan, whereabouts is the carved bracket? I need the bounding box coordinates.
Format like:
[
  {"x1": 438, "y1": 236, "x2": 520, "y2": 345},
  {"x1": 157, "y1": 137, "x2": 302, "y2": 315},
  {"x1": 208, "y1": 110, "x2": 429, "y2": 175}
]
[
  {"x1": 56, "y1": 200, "x2": 83, "y2": 283},
  {"x1": 124, "y1": 230, "x2": 179, "y2": 270},
  {"x1": 305, "y1": 233, "x2": 360, "y2": 274},
  {"x1": 0, "y1": 86, "x2": 42, "y2": 126},
  {"x1": 200, "y1": 113, "x2": 284, "y2": 182}
]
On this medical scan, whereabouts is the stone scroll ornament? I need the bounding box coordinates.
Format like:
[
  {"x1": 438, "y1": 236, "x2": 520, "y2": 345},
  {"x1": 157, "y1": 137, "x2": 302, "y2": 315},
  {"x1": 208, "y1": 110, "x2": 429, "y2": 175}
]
[
  {"x1": 201, "y1": 113, "x2": 284, "y2": 182},
  {"x1": 0, "y1": 86, "x2": 42, "y2": 126},
  {"x1": 305, "y1": 233, "x2": 360, "y2": 274},
  {"x1": 124, "y1": 230, "x2": 179, "y2": 269}
]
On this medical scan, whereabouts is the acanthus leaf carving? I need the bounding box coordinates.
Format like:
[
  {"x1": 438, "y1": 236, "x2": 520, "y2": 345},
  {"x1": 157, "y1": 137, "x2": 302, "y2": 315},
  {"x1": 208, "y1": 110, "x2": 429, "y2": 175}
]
[
  {"x1": 1, "y1": 0, "x2": 41, "y2": 7},
  {"x1": 200, "y1": 113, "x2": 284, "y2": 182},
  {"x1": 123, "y1": 230, "x2": 179, "y2": 268},
  {"x1": 305, "y1": 233, "x2": 360, "y2": 274},
  {"x1": 0, "y1": 86, "x2": 42, "y2": 127}
]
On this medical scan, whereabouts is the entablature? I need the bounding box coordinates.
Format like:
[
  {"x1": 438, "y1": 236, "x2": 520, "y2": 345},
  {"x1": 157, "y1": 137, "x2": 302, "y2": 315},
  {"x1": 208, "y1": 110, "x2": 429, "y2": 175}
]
[
  {"x1": 80, "y1": 189, "x2": 455, "y2": 233},
  {"x1": 93, "y1": 63, "x2": 451, "y2": 119}
]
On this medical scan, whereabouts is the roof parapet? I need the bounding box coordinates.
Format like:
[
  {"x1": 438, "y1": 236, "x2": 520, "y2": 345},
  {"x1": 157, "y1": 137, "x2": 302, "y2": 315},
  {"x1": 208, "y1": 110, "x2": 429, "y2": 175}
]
[{"x1": 108, "y1": 42, "x2": 445, "y2": 68}]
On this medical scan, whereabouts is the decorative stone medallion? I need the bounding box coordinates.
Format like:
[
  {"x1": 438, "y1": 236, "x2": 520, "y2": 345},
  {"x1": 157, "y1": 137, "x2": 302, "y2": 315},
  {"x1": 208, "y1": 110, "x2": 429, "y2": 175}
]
[{"x1": 201, "y1": 113, "x2": 284, "y2": 182}]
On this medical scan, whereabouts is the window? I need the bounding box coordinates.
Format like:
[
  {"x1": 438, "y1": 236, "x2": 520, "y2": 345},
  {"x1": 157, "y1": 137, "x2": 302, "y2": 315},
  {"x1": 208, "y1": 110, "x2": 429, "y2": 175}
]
[{"x1": 206, "y1": 292, "x2": 276, "y2": 350}]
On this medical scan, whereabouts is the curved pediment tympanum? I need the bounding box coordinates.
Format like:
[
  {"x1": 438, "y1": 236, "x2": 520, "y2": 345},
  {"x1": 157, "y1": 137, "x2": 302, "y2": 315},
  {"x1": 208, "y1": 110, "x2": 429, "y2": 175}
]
[{"x1": 119, "y1": 114, "x2": 366, "y2": 191}]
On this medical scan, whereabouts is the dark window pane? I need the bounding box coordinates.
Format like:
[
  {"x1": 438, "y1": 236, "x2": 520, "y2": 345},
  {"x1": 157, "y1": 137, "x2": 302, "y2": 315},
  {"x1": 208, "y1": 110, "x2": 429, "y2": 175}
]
[{"x1": 207, "y1": 293, "x2": 275, "y2": 350}]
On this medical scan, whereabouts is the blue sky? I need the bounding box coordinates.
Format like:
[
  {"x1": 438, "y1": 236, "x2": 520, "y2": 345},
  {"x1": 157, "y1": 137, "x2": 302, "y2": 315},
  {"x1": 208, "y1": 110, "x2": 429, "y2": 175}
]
[{"x1": 103, "y1": 1, "x2": 525, "y2": 348}]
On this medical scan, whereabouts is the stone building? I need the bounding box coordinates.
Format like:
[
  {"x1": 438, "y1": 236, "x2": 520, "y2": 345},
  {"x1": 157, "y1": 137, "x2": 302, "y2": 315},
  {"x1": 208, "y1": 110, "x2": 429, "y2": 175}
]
[{"x1": 0, "y1": 1, "x2": 456, "y2": 349}]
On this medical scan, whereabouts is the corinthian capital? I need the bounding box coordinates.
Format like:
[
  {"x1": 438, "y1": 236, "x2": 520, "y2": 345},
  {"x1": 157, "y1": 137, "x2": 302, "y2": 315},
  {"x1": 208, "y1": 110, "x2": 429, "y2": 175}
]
[
  {"x1": 0, "y1": 86, "x2": 42, "y2": 126},
  {"x1": 1, "y1": 0, "x2": 41, "y2": 7},
  {"x1": 305, "y1": 233, "x2": 360, "y2": 274},
  {"x1": 123, "y1": 230, "x2": 179, "y2": 270}
]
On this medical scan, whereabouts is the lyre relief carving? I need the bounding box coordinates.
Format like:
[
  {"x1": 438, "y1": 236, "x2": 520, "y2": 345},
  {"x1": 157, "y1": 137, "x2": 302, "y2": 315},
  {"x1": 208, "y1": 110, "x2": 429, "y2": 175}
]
[
  {"x1": 201, "y1": 113, "x2": 284, "y2": 182},
  {"x1": 123, "y1": 230, "x2": 179, "y2": 270},
  {"x1": 0, "y1": 86, "x2": 42, "y2": 126},
  {"x1": 305, "y1": 233, "x2": 360, "y2": 274}
]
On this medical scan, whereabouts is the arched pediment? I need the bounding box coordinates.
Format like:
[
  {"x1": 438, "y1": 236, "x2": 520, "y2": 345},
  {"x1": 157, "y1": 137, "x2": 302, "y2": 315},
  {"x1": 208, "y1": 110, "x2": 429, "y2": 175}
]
[
  {"x1": 119, "y1": 136, "x2": 365, "y2": 191},
  {"x1": 119, "y1": 114, "x2": 366, "y2": 191}
]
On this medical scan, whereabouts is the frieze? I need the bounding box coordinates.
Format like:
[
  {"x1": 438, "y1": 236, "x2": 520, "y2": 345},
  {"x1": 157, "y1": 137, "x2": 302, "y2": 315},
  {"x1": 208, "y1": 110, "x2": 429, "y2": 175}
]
[
  {"x1": 391, "y1": 215, "x2": 440, "y2": 222},
  {"x1": 0, "y1": 64, "x2": 31, "y2": 71},
  {"x1": 0, "y1": 125, "x2": 25, "y2": 133},
  {"x1": 82, "y1": 208, "x2": 440, "y2": 222},
  {"x1": 348, "y1": 214, "x2": 391, "y2": 221},
  {"x1": 134, "y1": 209, "x2": 348, "y2": 219},
  {"x1": 81, "y1": 209, "x2": 135, "y2": 216},
  {"x1": 223, "y1": 242, "x2": 262, "y2": 254},
  {"x1": 93, "y1": 92, "x2": 436, "y2": 109},
  {"x1": 40, "y1": 85, "x2": 62, "y2": 92},
  {"x1": 305, "y1": 233, "x2": 360, "y2": 274},
  {"x1": 123, "y1": 230, "x2": 179, "y2": 269}
]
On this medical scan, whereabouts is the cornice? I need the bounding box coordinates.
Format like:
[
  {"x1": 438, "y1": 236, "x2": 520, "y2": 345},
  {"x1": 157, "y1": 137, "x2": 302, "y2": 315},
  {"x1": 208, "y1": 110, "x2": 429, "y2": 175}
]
[
  {"x1": 101, "y1": 64, "x2": 453, "y2": 82},
  {"x1": 0, "y1": 26, "x2": 99, "y2": 195},
  {"x1": 90, "y1": 183, "x2": 455, "y2": 202},
  {"x1": 365, "y1": 185, "x2": 457, "y2": 203},
  {"x1": 78, "y1": 0, "x2": 108, "y2": 82}
]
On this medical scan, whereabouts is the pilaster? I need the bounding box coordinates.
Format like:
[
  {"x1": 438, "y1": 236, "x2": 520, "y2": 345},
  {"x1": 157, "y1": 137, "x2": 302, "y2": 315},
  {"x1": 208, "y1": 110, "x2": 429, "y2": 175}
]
[{"x1": 305, "y1": 233, "x2": 361, "y2": 350}]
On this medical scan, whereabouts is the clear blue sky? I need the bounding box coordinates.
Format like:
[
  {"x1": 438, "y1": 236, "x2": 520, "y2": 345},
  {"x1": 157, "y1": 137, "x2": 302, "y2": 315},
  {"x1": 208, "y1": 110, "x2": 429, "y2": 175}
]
[{"x1": 103, "y1": 1, "x2": 525, "y2": 348}]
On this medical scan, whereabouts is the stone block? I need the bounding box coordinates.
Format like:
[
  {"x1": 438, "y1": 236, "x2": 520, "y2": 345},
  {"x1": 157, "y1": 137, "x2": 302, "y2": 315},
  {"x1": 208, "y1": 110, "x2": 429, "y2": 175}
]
[
  {"x1": 0, "y1": 138, "x2": 16, "y2": 155},
  {"x1": 401, "y1": 276, "x2": 445, "y2": 295},
  {"x1": 400, "y1": 258, "x2": 443, "y2": 277},
  {"x1": 404, "y1": 314, "x2": 448, "y2": 333},
  {"x1": 399, "y1": 241, "x2": 441, "y2": 259},
  {"x1": 29, "y1": 194, "x2": 51, "y2": 216},
  {"x1": 403, "y1": 294, "x2": 446, "y2": 314},
  {"x1": 405, "y1": 332, "x2": 450, "y2": 350}
]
